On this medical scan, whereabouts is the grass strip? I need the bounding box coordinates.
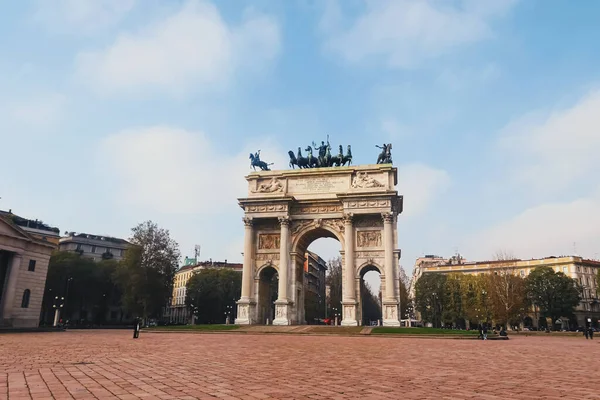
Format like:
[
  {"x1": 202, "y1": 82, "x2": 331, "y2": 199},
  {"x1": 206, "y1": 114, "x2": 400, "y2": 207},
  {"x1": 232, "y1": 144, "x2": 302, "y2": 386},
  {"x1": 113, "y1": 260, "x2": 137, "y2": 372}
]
[{"x1": 372, "y1": 327, "x2": 479, "y2": 335}]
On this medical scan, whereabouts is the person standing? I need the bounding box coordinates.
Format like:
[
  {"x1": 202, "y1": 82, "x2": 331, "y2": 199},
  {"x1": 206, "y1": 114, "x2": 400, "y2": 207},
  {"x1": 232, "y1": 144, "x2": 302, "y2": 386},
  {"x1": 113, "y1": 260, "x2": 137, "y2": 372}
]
[
  {"x1": 589, "y1": 326, "x2": 594, "y2": 340},
  {"x1": 133, "y1": 317, "x2": 141, "y2": 339},
  {"x1": 482, "y1": 324, "x2": 488, "y2": 340}
]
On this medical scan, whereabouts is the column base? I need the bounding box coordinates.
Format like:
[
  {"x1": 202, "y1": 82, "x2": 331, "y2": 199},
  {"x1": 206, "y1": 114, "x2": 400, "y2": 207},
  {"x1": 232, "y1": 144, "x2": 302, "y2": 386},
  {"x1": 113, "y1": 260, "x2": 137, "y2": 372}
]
[
  {"x1": 341, "y1": 301, "x2": 358, "y2": 326},
  {"x1": 235, "y1": 299, "x2": 256, "y2": 325},
  {"x1": 273, "y1": 300, "x2": 291, "y2": 325},
  {"x1": 382, "y1": 301, "x2": 400, "y2": 327}
]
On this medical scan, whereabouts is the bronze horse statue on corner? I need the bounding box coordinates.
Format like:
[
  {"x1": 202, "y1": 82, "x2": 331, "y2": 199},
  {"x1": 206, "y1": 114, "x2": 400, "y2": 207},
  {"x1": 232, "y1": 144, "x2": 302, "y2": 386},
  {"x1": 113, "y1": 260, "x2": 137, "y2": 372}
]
[{"x1": 249, "y1": 153, "x2": 272, "y2": 171}]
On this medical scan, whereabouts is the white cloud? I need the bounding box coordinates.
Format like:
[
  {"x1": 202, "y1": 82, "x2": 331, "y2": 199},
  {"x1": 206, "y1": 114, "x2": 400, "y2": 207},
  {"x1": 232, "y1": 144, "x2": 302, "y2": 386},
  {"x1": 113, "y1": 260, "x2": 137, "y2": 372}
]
[
  {"x1": 399, "y1": 163, "x2": 451, "y2": 218},
  {"x1": 497, "y1": 90, "x2": 600, "y2": 192},
  {"x1": 464, "y1": 191, "x2": 600, "y2": 261},
  {"x1": 465, "y1": 90, "x2": 600, "y2": 261},
  {"x1": 75, "y1": 0, "x2": 280, "y2": 96},
  {"x1": 323, "y1": 0, "x2": 516, "y2": 68},
  {"x1": 0, "y1": 92, "x2": 65, "y2": 129},
  {"x1": 33, "y1": 0, "x2": 136, "y2": 33},
  {"x1": 98, "y1": 126, "x2": 288, "y2": 214}
]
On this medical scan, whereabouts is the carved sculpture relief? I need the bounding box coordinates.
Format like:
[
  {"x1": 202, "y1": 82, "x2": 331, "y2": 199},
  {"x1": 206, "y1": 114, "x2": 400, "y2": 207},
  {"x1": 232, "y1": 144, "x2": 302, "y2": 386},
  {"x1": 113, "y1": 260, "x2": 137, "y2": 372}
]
[
  {"x1": 354, "y1": 217, "x2": 383, "y2": 228},
  {"x1": 246, "y1": 204, "x2": 288, "y2": 213},
  {"x1": 351, "y1": 171, "x2": 385, "y2": 189},
  {"x1": 385, "y1": 306, "x2": 397, "y2": 320},
  {"x1": 357, "y1": 231, "x2": 382, "y2": 248},
  {"x1": 355, "y1": 251, "x2": 383, "y2": 259},
  {"x1": 276, "y1": 305, "x2": 286, "y2": 319},
  {"x1": 239, "y1": 305, "x2": 248, "y2": 318},
  {"x1": 252, "y1": 177, "x2": 284, "y2": 193},
  {"x1": 346, "y1": 199, "x2": 390, "y2": 209},
  {"x1": 292, "y1": 204, "x2": 343, "y2": 214},
  {"x1": 255, "y1": 253, "x2": 280, "y2": 261},
  {"x1": 291, "y1": 220, "x2": 312, "y2": 236},
  {"x1": 322, "y1": 218, "x2": 345, "y2": 234},
  {"x1": 357, "y1": 231, "x2": 381, "y2": 248},
  {"x1": 258, "y1": 234, "x2": 280, "y2": 250}
]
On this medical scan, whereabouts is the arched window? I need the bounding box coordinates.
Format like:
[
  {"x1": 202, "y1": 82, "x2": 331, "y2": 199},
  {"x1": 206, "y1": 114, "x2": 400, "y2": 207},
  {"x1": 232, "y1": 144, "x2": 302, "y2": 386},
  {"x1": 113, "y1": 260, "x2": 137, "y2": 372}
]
[{"x1": 21, "y1": 289, "x2": 31, "y2": 308}]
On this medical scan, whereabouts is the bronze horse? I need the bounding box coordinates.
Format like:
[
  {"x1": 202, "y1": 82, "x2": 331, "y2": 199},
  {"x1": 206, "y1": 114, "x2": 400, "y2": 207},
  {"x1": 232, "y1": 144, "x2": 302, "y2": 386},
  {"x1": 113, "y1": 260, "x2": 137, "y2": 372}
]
[{"x1": 249, "y1": 153, "x2": 272, "y2": 171}]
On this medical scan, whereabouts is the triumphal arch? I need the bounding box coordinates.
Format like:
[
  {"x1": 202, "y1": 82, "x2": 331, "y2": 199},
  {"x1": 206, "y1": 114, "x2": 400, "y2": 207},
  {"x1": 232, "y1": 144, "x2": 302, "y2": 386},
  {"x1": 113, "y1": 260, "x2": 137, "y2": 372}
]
[{"x1": 235, "y1": 162, "x2": 403, "y2": 327}]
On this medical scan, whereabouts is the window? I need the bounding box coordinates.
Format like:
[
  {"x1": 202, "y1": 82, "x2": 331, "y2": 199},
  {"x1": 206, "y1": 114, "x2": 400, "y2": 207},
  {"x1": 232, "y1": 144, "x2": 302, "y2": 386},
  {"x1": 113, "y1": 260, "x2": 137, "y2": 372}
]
[
  {"x1": 91, "y1": 245, "x2": 96, "y2": 253},
  {"x1": 28, "y1": 259, "x2": 36, "y2": 272},
  {"x1": 563, "y1": 266, "x2": 567, "y2": 274},
  {"x1": 76, "y1": 243, "x2": 82, "y2": 251},
  {"x1": 520, "y1": 270, "x2": 525, "y2": 277},
  {"x1": 21, "y1": 289, "x2": 30, "y2": 308}
]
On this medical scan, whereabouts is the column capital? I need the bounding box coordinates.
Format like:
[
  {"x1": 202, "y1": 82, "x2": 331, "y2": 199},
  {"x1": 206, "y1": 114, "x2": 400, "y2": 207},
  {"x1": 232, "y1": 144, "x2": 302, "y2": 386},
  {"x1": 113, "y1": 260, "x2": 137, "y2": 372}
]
[
  {"x1": 242, "y1": 217, "x2": 254, "y2": 227},
  {"x1": 278, "y1": 216, "x2": 291, "y2": 226},
  {"x1": 343, "y1": 213, "x2": 354, "y2": 224},
  {"x1": 381, "y1": 212, "x2": 394, "y2": 223}
]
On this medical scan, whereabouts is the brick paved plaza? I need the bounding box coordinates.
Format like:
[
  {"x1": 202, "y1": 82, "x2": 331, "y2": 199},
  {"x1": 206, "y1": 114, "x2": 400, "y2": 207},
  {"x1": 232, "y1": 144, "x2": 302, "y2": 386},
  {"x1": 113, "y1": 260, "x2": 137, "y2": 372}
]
[{"x1": 1, "y1": 331, "x2": 599, "y2": 400}]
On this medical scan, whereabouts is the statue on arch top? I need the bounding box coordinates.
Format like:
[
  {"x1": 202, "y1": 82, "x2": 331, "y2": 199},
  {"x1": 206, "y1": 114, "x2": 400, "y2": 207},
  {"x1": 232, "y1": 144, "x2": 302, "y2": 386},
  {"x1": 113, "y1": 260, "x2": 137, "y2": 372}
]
[
  {"x1": 376, "y1": 143, "x2": 392, "y2": 164},
  {"x1": 249, "y1": 149, "x2": 273, "y2": 171}
]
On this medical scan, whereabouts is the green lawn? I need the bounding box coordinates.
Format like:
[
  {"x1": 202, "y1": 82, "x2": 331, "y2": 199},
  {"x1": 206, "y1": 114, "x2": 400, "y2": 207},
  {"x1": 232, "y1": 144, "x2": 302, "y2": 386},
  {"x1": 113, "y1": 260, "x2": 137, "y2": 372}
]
[
  {"x1": 147, "y1": 324, "x2": 241, "y2": 331},
  {"x1": 372, "y1": 327, "x2": 479, "y2": 335}
]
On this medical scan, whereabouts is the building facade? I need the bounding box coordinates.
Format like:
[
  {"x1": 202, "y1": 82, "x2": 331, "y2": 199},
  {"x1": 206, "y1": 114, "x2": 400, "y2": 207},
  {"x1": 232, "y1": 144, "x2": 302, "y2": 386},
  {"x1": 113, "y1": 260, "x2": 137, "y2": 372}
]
[
  {"x1": 59, "y1": 232, "x2": 130, "y2": 262},
  {"x1": 166, "y1": 259, "x2": 243, "y2": 324},
  {"x1": 302, "y1": 251, "x2": 327, "y2": 323},
  {"x1": 412, "y1": 255, "x2": 600, "y2": 328},
  {"x1": 0, "y1": 210, "x2": 59, "y2": 328}
]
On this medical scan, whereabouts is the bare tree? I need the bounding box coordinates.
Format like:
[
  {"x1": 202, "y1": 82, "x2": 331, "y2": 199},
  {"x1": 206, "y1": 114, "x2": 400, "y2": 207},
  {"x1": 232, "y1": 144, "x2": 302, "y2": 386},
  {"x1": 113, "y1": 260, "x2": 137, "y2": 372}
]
[{"x1": 493, "y1": 249, "x2": 517, "y2": 261}]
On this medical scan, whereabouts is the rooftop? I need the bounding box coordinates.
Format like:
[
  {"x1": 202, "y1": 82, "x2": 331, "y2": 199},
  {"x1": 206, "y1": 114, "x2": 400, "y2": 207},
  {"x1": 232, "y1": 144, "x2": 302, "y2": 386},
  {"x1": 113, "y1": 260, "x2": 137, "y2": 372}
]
[
  {"x1": 0, "y1": 209, "x2": 60, "y2": 235},
  {"x1": 61, "y1": 232, "x2": 129, "y2": 245}
]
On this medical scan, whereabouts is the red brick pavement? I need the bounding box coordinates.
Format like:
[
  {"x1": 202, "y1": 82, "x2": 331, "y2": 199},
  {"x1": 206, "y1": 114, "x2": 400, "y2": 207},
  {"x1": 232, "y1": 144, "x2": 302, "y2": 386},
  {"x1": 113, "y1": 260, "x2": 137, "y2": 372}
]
[{"x1": 0, "y1": 331, "x2": 599, "y2": 400}]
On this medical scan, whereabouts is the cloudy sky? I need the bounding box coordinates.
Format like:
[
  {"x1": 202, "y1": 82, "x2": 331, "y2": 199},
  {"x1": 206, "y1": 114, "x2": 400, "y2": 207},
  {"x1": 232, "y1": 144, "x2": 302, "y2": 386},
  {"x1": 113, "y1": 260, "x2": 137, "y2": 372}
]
[{"x1": 1, "y1": 0, "x2": 600, "y2": 279}]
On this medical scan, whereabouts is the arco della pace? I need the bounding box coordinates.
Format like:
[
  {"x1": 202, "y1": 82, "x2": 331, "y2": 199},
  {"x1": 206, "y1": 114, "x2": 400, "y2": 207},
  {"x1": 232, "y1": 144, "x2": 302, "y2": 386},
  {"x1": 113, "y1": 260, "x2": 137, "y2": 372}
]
[{"x1": 235, "y1": 161, "x2": 403, "y2": 327}]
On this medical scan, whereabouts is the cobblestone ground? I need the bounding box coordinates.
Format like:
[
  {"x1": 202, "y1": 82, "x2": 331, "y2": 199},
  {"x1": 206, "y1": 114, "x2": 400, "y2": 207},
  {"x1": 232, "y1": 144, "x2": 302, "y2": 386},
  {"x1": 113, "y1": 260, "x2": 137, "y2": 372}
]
[{"x1": 1, "y1": 331, "x2": 599, "y2": 400}]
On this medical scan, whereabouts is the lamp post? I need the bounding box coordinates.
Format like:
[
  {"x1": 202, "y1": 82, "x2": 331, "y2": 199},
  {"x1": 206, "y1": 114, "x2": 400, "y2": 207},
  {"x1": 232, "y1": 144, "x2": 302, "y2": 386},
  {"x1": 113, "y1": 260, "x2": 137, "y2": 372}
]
[
  {"x1": 52, "y1": 296, "x2": 65, "y2": 327},
  {"x1": 225, "y1": 304, "x2": 233, "y2": 325}
]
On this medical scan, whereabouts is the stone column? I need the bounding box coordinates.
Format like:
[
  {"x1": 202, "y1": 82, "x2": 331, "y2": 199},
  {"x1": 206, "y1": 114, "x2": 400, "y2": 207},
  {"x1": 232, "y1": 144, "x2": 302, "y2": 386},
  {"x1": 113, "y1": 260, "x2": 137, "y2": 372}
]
[
  {"x1": 342, "y1": 213, "x2": 357, "y2": 326},
  {"x1": 382, "y1": 212, "x2": 400, "y2": 326},
  {"x1": 343, "y1": 214, "x2": 355, "y2": 302},
  {"x1": 277, "y1": 216, "x2": 290, "y2": 301},
  {"x1": 240, "y1": 217, "x2": 254, "y2": 300},
  {"x1": 383, "y1": 212, "x2": 395, "y2": 300},
  {"x1": 1, "y1": 254, "x2": 22, "y2": 322},
  {"x1": 274, "y1": 216, "x2": 291, "y2": 325},
  {"x1": 236, "y1": 217, "x2": 255, "y2": 325}
]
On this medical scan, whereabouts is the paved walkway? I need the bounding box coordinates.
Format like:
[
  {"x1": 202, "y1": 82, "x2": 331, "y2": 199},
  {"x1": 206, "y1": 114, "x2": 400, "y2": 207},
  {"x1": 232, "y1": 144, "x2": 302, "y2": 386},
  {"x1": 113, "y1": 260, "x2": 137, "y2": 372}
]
[{"x1": 1, "y1": 330, "x2": 599, "y2": 399}]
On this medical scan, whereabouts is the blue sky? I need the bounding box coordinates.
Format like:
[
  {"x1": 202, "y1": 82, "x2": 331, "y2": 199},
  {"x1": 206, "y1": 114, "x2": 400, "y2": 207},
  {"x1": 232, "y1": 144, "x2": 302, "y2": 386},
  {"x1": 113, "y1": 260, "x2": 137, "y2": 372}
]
[{"x1": 2, "y1": 0, "x2": 600, "y2": 282}]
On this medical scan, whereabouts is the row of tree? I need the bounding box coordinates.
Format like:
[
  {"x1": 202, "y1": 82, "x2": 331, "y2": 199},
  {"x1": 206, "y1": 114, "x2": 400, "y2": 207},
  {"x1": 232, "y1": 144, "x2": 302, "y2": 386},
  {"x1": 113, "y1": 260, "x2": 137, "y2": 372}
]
[
  {"x1": 414, "y1": 266, "x2": 582, "y2": 329},
  {"x1": 42, "y1": 221, "x2": 180, "y2": 325}
]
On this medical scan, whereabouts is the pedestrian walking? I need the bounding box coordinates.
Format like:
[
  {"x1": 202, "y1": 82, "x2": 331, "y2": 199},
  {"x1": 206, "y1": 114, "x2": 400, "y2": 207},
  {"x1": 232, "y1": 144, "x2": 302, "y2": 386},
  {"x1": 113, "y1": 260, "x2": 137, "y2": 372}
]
[
  {"x1": 584, "y1": 327, "x2": 589, "y2": 339},
  {"x1": 589, "y1": 327, "x2": 594, "y2": 340},
  {"x1": 133, "y1": 317, "x2": 141, "y2": 339},
  {"x1": 477, "y1": 323, "x2": 483, "y2": 340},
  {"x1": 482, "y1": 324, "x2": 488, "y2": 340}
]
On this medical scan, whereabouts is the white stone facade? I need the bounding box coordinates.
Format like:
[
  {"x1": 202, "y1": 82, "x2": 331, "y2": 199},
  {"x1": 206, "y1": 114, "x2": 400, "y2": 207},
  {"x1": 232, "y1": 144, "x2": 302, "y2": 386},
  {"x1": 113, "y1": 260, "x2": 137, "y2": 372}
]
[
  {"x1": 0, "y1": 218, "x2": 56, "y2": 328},
  {"x1": 235, "y1": 164, "x2": 403, "y2": 327}
]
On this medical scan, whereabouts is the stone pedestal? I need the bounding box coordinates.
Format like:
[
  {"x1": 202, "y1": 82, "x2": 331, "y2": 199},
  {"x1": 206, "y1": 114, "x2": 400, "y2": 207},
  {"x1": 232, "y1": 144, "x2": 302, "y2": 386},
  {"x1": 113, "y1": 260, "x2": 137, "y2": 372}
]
[
  {"x1": 235, "y1": 300, "x2": 256, "y2": 325},
  {"x1": 341, "y1": 302, "x2": 358, "y2": 326},
  {"x1": 382, "y1": 302, "x2": 400, "y2": 327},
  {"x1": 273, "y1": 301, "x2": 291, "y2": 325}
]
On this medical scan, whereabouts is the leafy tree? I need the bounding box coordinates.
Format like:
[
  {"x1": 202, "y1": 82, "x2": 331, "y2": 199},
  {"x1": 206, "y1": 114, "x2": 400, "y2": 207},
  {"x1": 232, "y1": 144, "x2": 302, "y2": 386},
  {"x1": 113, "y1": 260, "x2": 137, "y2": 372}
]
[
  {"x1": 398, "y1": 266, "x2": 410, "y2": 319},
  {"x1": 186, "y1": 268, "x2": 241, "y2": 324},
  {"x1": 487, "y1": 267, "x2": 526, "y2": 328},
  {"x1": 114, "y1": 221, "x2": 180, "y2": 320},
  {"x1": 443, "y1": 274, "x2": 465, "y2": 327},
  {"x1": 361, "y1": 281, "x2": 381, "y2": 324},
  {"x1": 415, "y1": 273, "x2": 446, "y2": 328},
  {"x1": 42, "y1": 251, "x2": 120, "y2": 325},
  {"x1": 525, "y1": 266, "x2": 581, "y2": 328},
  {"x1": 326, "y1": 257, "x2": 342, "y2": 317}
]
